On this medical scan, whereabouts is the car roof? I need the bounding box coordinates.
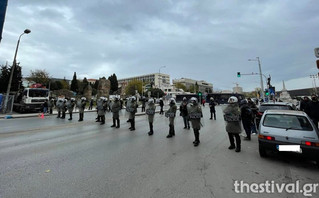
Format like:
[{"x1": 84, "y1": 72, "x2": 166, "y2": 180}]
[
  {"x1": 261, "y1": 102, "x2": 291, "y2": 106},
  {"x1": 264, "y1": 109, "x2": 306, "y2": 116}
]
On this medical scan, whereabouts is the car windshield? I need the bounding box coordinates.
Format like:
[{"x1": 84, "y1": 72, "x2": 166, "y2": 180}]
[
  {"x1": 29, "y1": 89, "x2": 49, "y2": 97},
  {"x1": 259, "y1": 105, "x2": 291, "y2": 112},
  {"x1": 263, "y1": 114, "x2": 313, "y2": 131}
]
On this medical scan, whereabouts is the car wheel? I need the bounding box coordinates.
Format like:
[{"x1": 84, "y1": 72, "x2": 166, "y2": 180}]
[{"x1": 259, "y1": 144, "x2": 268, "y2": 158}]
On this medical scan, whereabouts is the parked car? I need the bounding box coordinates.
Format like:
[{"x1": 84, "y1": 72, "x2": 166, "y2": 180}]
[
  {"x1": 258, "y1": 110, "x2": 319, "y2": 165},
  {"x1": 255, "y1": 102, "x2": 295, "y2": 130}
]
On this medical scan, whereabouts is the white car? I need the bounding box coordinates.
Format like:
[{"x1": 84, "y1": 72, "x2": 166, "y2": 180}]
[{"x1": 258, "y1": 110, "x2": 319, "y2": 165}]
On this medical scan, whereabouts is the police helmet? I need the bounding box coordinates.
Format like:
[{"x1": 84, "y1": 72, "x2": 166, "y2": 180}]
[
  {"x1": 240, "y1": 99, "x2": 248, "y2": 105},
  {"x1": 148, "y1": 98, "x2": 154, "y2": 104},
  {"x1": 131, "y1": 96, "x2": 136, "y2": 101},
  {"x1": 71, "y1": 98, "x2": 75, "y2": 101},
  {"x1": 190, "y1": 97, "x2": 198, "y2": 104},
  {"x1": 210, "y1": 97, "x2": 214, "y2": 101},
  {"x1": 183, "y1": 97, "x2": 187, "y2": 101},
  {"x1": 81, "y1": 97, "x2": 86, "y2": 101},
  {"x1": 169, "y1": 98, "x2": 176, "y2": 104},
  {"x1": 228, "y1": 96, "x2": 238, "y2": 104}
]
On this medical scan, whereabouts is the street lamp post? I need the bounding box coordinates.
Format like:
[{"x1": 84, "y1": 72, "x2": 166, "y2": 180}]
[
  {"x1": 2, "y1": 29, "x2": 31, "y2": 113},
  {"x1": 158, "y1": 66, "x2": 166, "y2": 90},
  {"x1": 248, "y1": 57, "x2": 265, "y2": 101}
]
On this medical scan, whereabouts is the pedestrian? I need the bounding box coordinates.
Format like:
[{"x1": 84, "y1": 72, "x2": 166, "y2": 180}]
[
  {"x1": 179, "y1": 97, "x2": 190, "y2": 129},
  {"x1": 111, "y1": 96, "x2": 121, "y2": 128},
  {"x1": 77, "y1": 97, "x2": 86, "y2": 122},
  {"x1": 89, "y1": 99, "x2": 93, "y2": 110},
  {"x1": 67, "y1": 98, "x2": 75, "y2": 120},
  {"x1": 309, "y1": 95, "x2": 319, "y2": 129},
  {"x1": 48, "y1": 98, "x2": 54, "y2": 114},
  {"x1": 43, "y1": 99, "x2": 48, "y2": 114},
  {"x1": 300, "y1": 96, "x2": 311, "y2": 116},
  {"x1": 128, "y1": 96, "x2": 138, "y2": 131},
  {"x1": 141, "y1": 97, "x2": 146, "y2": 112},
  {"x1": 202, "y1": 98, "x2": 205, "y2": 107},
  {"x1": 223, "y1": 96, "x2": 241, "y2": 152},
  {"x1": 209, "y1": 97, "x2": 216, "y2": 120},
  {"x1": 159, "y1": 98, "x2": 164, "y2": 114},
  {"x1": 165, "y1": 98, "x2": 177, "y2": 138},
  {"x1": 146, "y1": 98, "x2": 156, "y2": 135},
  {"x1": 240, "y1": 99, "x2": 253, "y2": 140},
  {"x1": 188, "y1": 97, "x2": 203, "y2": 147},
  {"x1": 247, "y1": 98, "x2": 258, "y2": 134}
]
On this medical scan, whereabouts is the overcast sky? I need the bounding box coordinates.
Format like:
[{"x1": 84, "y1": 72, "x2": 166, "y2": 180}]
[{"x1": 0, "y1": 0, "x2": 318, "y2": 92}]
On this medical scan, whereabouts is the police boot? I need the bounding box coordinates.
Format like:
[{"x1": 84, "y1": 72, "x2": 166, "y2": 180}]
[
  {"x1": 111, "y1": 118, "x2": 116, "y2": 127},
  {"x1": 78, "y1": 113, "x2": 83, "y2": 121},
  {"x1": 128, "y1": 119, "x2": 132, "y2": 129},
  {"x1": 61, "y1": 112, "x2": 65, "y2": 119},
  {"x1": 116, "y1": 119, "x2": 120, "y2": 128},
  {"x1": 130, "y1": 119, "x2": 135, "y2": 131},
  {"x1": 96, "y1": 116, "x2": 101, "y2": 122},
  {"x1": 148, "y1": 122, "x2": 153, "y2": 136},
  {"x1": 57, "y1": 111, "x2": 61, "y2": 118},
  {"x1": 193, "y1": 130, "x2": 200, "y2": 147},
  {"x1": 172, "y1": 125, "x2": 175, "y2": 136},
  {"x1": 100, "y1": 116, "x2": 105, "y2": 125},
  {"x1": 166, "y1": 125, "x2": 173, "y2": 138},
  {"x1": 68, "y1": 113, "x2": 72, "y2": 120}
]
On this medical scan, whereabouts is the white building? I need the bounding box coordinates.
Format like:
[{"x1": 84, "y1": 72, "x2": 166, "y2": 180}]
[
  {"x1": 118, "y1": 73, "x2": 170, "y2": 90},
  {"x1": 172, "y1": 78, "x2": 213, "y2": 93}
]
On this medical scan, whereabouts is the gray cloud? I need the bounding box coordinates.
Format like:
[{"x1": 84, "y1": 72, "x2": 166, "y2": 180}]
[{"x1": 1, "y1": 0, "x2": 318, "y2": 91}]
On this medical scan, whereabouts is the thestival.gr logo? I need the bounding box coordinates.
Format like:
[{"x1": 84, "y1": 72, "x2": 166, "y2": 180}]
[{"x1": 234, "y1": 180, "x2": 318, "y2": 197}]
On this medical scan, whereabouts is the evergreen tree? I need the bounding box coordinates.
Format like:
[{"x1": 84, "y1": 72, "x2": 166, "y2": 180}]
[
  {"x1": 108, "y1": 73, "x2": 118, "y2": 94},
  {"x1": 70, "y1": 72, "x2": 78, "y2": 93}
]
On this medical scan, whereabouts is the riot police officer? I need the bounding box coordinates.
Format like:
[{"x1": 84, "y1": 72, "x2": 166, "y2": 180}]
[
  {"x1": 165, "y1": 98, "x2": 177, "y2": 138},
  {"x1": 188, "y1": 97, "x2": 203, "y2": 146},
  {"x1": 60, "y1": 99, "x2": 67, "y2": 119},
  {"x1": 56, "y1": 98, "x2": 64, "y2": 118},
  {"x1": 209, "y1": 97, "x2": 217, "y2": 120},
  {"x1": 146, "y1": 98, "x2": 156, "y2": 135},
  {"x1": 96, "y1": 97, "x2": 104, "y2": 123},
  {"x1": 128, "y1": 96, "x2": 138, "y2": 131},
  {"x1": 78, "y1": 97, "x2": 86, "y2": 122},
  {"x1": 67, "y1": 98, "x2": 75, "y2": 120},
  {"x1": 179, "y1": 97, "x2": 190, "y2": 129},
  {"x1": 111, "y1": 96, "x2": 121, "y2": 128}
]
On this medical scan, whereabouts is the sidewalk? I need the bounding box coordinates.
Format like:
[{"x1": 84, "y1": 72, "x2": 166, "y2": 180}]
[{"x1": 0, "y1": 106, "x2": 168, "y2": 120}]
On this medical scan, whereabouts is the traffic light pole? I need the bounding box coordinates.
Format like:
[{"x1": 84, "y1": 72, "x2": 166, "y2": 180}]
[{"x1": 256, "y1": 57, "x2": 265, "y2": 102}]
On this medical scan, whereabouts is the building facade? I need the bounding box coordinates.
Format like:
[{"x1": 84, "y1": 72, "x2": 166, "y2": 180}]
[
  {"x1": 118, "y1": 73, "x2": 170, "y2": 90},
  {"x1": 172, "y1": 78, "x2": 213, "y2": 93}
]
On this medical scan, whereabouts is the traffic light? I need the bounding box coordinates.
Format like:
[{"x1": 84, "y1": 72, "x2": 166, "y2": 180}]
[
  {"x1": 198, "y1": 92, "x2": 202, "y2": 97},
  {"x1": 237, "y1": 72, "x2": 241, "y2": 77},
  {"x1": 265, "y1": 89, "x2": 269, "y2": 96}
]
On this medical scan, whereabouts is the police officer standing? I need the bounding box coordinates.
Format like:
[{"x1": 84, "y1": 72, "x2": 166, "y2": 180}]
[
  {"x1": 60, "y1": 99, "x2": 67, "y2": 119},
  {"x1": 67, "y1": 98, "x2": 75, "y2": 120},
  {"x1": 223, "y1": 96, "x2": 241, "y2": 152},
  {"x1": 165, "y1": 98, "x2": 177, "y2": 138},
  {"x1": 111, "y1": 96, "x2": 121, "y2": 128},
  {"x1": 159, "y1": 98, "x2": 164, "y2": 114},
  {"x1": 179, "y1": 97, "x2": 190, "y2": 129},
  {"x1": 56, "y1": 97, "x2": 64, "y2": 118},
  {"x1": 48, "y1": 98, "x2": 54, "y2": 114},
  {"x1": 141, "y1": 97, "x2": 146, "y2": 112},
  {"x1": 188, "y1": 97, "x2": 203, "y2": 146},
  {"x1": 78, "y1": 97, "x2": 86, "y2": 122},
  {"x1": 128, "y1": 96, "x2": 138, "y2": 131},
  {"x1": 146, "y1": 98, "x2": 156, "y2": 135},
  {"x1": 96, "y1": 97, "x2": 104, "y2": 124},
  {"x1": 209, "y1": 97, "x2": 217, "y2": 120}
]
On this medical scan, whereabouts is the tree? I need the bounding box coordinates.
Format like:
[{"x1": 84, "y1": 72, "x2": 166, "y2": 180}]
[
  {"x1": 108, "y1": 73, "x2": 118, "y2": 94},
  {"x1": 70, "y1": 72, "x2": 78, "y2": 93},
  {"x1": 0, "y1": 63, "x2": 23, "y2": 93},
  {"x1": 174, "y1": 82, "x2": 186, "y2": 91},
  {"x1": 61, "y1": 78, "x2": 69, "y2": 90},
  {"x1": 188, "y1": 84, "x2": 195, "y2": 93},
  {"x1": 149, "y1": 88, "x2": 164, "y2": 98},
  {"x1": 125, "y1": 80, "x2": 142, "y2": 96},
  {"x1": 27, "y1": 69, "x2": 50, "y2": 85}
]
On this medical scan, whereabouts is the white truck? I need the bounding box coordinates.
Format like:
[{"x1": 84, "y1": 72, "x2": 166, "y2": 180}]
[{"x1": 14, "y1": 88, "x2": 50, "y2": 112}]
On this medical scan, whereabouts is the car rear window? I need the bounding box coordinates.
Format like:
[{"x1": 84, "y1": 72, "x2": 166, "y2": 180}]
[
  {"x1": 259, "y1": 105, "x2": 292, "y2": 112},
  {"x1": 263, "y1": 114, "x2": 313, "y2": 131}
]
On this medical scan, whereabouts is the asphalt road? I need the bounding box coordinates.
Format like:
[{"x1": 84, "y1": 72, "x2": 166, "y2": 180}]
[{"x1": 0, "y1": 106, "x2": 319, "y2": 198}]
